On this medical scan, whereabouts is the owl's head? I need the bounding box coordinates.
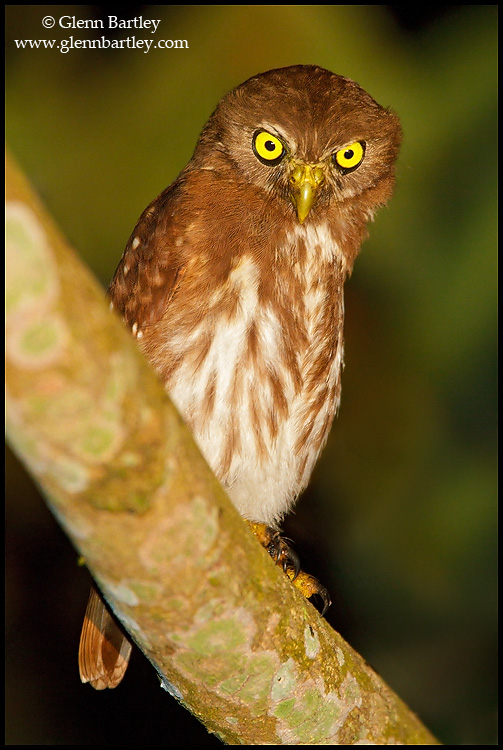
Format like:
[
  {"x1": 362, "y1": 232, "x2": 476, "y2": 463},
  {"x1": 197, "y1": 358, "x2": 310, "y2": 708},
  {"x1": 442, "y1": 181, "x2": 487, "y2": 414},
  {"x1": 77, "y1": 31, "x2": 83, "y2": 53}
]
[{"x1": 192, "y1": 65, "x2": 401, "y2": 224}]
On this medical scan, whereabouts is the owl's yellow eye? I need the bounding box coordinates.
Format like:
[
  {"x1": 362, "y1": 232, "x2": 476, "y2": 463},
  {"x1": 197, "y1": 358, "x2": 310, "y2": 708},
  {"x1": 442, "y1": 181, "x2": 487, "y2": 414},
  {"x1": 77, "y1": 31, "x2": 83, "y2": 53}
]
[
  {"x1": 334, "y1": 141, "x2": 365, "y2": 173},
  {"x1": 253, "y1": 130, "x2": 286, "y2": 166}
]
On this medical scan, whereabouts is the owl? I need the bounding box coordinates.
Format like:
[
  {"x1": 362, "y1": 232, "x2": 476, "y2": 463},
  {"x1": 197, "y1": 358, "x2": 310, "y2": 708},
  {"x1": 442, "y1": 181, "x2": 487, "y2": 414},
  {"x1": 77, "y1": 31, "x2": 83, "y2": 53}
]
[{"x1": 79, "y1": 65, "x2": 401, "y2": 688}]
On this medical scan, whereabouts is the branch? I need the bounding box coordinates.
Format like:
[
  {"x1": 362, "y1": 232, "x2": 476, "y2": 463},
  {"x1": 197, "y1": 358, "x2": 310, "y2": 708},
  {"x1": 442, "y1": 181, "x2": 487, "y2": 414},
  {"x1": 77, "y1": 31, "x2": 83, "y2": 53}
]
[{"x1": 5, "y1": 148, "x2": 440, "y2": 745}]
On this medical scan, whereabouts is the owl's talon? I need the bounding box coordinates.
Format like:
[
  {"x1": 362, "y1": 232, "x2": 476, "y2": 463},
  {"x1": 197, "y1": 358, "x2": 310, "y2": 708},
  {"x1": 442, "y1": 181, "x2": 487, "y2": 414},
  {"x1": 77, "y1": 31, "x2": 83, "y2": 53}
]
[
  {"x1": 271, "y1": 535, "x2": 300, "y2": 581},
  {"x1": 247, "y1": 523, "x2": 301, "y2": 579},
  {"x1": 315, "y1": 586, "x2": 331, "y2": 617},
  {"x1": 246, "y1": 521, "x2": 330, "y2": 615},
  {"x1": 290, "y1": 571, "x2": 332, "y2": 616}
]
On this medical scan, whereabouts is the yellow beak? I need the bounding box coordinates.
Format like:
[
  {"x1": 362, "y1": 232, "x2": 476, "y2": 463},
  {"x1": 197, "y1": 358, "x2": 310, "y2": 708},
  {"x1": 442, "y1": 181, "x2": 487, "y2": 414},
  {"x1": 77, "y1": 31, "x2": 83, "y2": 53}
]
[{"x1": 289, "y1": 163, "x2": 325, "y2": 223}]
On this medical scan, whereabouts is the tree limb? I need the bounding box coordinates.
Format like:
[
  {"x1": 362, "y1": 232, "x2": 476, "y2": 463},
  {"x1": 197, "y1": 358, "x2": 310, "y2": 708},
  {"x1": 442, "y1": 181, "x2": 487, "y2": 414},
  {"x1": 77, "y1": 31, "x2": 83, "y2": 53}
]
[{"x1": 5, "y1": 148, "x2": 440, "y2": 745}]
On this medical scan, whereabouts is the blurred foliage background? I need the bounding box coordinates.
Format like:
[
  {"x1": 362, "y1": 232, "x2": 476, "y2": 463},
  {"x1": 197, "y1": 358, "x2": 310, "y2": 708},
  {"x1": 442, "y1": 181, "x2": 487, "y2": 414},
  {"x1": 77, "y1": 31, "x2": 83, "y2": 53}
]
[{"x1": 6, "y1": 5, "x2": 497, "y2": 745}]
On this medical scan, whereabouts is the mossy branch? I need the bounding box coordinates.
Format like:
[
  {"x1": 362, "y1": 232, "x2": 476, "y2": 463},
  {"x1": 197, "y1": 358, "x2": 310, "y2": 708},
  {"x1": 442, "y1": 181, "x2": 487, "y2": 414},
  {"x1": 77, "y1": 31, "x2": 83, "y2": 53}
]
[{"x1": 5, "y1": 149, "x2": 440, "y2": 745}]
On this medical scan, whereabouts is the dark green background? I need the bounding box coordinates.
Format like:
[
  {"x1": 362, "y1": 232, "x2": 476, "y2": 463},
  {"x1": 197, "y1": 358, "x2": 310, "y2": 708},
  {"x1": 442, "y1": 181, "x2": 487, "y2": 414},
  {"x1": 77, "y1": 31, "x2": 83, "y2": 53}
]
[{"x1": 6, "y1": 5, "x2": 497, "y2": 745}]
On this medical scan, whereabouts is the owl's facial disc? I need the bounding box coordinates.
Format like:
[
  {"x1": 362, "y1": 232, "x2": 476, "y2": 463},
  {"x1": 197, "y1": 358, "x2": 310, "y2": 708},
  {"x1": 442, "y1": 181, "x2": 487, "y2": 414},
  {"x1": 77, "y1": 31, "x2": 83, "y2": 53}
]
[{"x1": 289, "y1": 162, "x2": 325, "y2": 223}]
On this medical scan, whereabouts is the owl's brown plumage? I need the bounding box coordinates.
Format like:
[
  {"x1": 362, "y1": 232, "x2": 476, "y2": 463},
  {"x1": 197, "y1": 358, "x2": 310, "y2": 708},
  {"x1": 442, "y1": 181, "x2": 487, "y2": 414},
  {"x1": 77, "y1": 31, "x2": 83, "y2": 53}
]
[
  {"x1": 109, "y1": 65, "x2": 401, "y2": 525},
  {"x1": 81, "y1": 66, "x2": 401, "y2": 687}
]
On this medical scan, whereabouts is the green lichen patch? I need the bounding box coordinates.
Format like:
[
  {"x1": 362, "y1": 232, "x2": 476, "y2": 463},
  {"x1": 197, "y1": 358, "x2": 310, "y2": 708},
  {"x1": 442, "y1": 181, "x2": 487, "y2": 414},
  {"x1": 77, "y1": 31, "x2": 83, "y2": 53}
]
[
  {"x1": 171, "y1": 604, "x2": 282, "y2": 729},
  {"x1": 7, "y1": 314, "x2": 68, "y2": 369},
  {"x1": 5, "y1": 201, "x2": 58, "y2": 318},
  {"x1": 270, "y1": 657, "x2": 297, "y2": 701},
  {"x1": 75, "y1": 421, "x2": 124, "y2": 463},
  {"x1": 228, "y1": 652, "x2": 279, "y2": 716},
  {"x1": 126, "y1": 579, "x2": 163, "y2": 605},
  {"x1": 187, "y1": 616, "x2": 249, "y2": 658},
  {"x1": 268, "y1": 660, "x2": 365, "y2": 745},
  {"x1": 272, "y1": 697, "x2": 296, "y2": 720},
  {"x1": 273, "y1": 684, "x2": 344, "y2": 744}
]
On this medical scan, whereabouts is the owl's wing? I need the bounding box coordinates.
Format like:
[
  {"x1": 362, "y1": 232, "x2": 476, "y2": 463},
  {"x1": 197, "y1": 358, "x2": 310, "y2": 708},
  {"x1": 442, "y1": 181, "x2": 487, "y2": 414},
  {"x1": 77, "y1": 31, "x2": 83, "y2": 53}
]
[{"x1": 108, "y1": 183, "x2": 186, "y2": 334}]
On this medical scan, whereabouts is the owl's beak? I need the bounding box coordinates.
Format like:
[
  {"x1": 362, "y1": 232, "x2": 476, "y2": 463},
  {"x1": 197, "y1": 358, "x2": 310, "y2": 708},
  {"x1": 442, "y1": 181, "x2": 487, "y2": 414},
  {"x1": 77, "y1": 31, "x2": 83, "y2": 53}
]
[{"x1": 289, "y1": 163, "x2": 325, "y2": 223}]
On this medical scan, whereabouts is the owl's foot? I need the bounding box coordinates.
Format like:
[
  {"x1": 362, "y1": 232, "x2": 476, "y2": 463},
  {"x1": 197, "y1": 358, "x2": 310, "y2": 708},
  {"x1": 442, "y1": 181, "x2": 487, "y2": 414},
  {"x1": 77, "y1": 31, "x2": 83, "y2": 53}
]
[
  {"x1": 247, "y1": 521, "x2": 301, "y2": 577},
  {"x1": 246, "y1": 521, "x2": 331, "y2": 616},
  {"x1": 286, "y1": 569, "x2": 331, "y2": 617}
]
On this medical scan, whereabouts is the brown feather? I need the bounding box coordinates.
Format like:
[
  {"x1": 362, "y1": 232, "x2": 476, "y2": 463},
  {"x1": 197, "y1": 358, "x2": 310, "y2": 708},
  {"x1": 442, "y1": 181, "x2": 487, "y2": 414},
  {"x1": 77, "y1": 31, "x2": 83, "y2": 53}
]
[{"x1": 78, "y1": 587, "x2": 132, "y2": 690}]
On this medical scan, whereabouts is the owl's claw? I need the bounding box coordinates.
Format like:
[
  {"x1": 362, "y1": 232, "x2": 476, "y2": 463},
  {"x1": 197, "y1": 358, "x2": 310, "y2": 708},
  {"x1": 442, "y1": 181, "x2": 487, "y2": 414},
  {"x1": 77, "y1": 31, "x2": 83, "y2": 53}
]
[
  {"x1": 247, "y1": 522, "x2": 299, "y2": 577},
  {"x1": 288, "y1": 571, "x2": 331, "y2": 617},
  {"x1": 246, "y1": 521, "x2": 331, "y2": 615},
  {"x1": 270, "y1": 532, "x2": 301, "y2": 580}
]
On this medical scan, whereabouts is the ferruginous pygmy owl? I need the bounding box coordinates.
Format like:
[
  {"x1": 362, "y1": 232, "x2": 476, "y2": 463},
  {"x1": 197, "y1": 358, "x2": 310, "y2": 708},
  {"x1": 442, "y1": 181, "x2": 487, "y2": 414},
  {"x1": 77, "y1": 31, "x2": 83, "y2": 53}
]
[{"x1": 79, "y1": 65, "x2": 401, "y2": 689}]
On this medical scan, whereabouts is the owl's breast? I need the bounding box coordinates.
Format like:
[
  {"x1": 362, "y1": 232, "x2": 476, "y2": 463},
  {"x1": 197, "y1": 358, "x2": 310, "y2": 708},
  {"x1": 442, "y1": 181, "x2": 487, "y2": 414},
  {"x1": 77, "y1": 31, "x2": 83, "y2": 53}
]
[{"x1": 152, "y1": 222, "x2": 346, "y2": 525}]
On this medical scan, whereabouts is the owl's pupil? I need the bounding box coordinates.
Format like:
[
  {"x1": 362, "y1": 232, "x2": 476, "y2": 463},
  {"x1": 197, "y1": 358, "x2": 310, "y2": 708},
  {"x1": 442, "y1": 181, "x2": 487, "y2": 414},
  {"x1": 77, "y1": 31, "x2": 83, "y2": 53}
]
[
  {"x1": 265, "y1": 141, "x2": 276, "y2": 152},
  {"x1": 344, "y1": 149, "x2": 354, "y2": 159}
]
